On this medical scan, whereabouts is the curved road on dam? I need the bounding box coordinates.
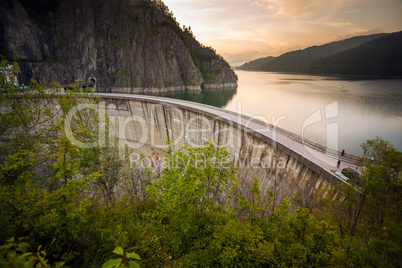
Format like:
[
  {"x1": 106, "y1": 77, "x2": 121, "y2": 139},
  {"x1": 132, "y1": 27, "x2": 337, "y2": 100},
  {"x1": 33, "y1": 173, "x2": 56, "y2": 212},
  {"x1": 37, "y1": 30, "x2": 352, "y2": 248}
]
[{"x1": 97, "y1": 93, "x2": 358, "y2": 182}]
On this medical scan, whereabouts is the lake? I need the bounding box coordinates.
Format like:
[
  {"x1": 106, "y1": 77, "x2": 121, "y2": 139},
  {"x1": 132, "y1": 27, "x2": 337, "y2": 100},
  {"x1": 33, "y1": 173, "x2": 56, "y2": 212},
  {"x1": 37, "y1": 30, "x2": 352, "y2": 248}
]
[{"x1": 146, "y1": 71, "x2": 402, "y2": 155}]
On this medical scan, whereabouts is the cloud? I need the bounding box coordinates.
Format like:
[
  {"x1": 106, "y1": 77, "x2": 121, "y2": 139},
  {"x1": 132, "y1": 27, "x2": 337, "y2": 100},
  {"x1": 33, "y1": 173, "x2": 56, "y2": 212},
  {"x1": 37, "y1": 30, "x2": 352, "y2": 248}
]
[
  {"x1": 335, "y1": 28, "x2": 381, "y2": 41},
  {"x1": 270, "y1": 0, "x2": 348, "y2": 19},
  {"x1": 163, "y1": 0, "x2": 402, "y2": 65}
]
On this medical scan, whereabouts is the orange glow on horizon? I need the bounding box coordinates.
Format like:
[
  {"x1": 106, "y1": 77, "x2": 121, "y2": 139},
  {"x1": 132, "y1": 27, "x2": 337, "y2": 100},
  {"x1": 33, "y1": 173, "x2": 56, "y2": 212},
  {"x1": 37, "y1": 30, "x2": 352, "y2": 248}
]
[{"x1": 163, "y1": 0, "x2": 402, "y2": 66}]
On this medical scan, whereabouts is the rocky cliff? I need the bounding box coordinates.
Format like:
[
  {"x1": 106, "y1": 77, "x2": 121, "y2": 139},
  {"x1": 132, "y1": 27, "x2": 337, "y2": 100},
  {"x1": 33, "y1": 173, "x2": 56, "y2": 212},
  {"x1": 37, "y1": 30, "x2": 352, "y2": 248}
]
[{"x1": 0, "y1": 0, "x2": 238, "y2": 92}]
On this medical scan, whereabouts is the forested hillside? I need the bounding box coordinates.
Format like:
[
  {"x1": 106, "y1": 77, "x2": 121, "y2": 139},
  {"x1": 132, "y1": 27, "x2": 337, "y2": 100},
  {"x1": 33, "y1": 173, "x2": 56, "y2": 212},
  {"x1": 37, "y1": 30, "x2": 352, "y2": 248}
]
[
  {"x1": 298, "y1": 31, "x2": 402, "y2": 76},
  {"x1": 236, "y1": 32, "x2": 402, "y2": 77}
]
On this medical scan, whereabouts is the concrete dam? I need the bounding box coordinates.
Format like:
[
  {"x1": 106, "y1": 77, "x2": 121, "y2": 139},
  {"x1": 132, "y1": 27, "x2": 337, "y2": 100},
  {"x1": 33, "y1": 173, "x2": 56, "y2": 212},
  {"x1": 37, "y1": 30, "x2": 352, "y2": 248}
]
[{"x1": 94, "y1": 93, "x2": 357, "y2": 200}]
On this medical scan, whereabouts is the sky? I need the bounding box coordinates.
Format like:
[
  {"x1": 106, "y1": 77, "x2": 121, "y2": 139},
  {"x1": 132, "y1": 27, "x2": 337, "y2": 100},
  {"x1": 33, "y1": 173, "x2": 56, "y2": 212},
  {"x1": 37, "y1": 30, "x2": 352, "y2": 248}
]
[{"x1": 162, "y1": 0, "x2": 402, "y2": 66}]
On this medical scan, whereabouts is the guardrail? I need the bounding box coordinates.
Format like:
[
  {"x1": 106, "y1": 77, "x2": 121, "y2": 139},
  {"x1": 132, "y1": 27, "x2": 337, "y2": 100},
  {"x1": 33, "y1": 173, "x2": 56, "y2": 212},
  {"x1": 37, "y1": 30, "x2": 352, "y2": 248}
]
[{"x1": 219, "y1": 108, "x2": 360, "y2": 165}]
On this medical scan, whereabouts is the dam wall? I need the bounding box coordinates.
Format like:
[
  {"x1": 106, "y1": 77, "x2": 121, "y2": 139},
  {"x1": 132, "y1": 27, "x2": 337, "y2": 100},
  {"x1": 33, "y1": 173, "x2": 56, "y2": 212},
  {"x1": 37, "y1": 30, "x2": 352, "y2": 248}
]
[{"x1": 96, "y1": 93, "x2": 345, "y2": 201}]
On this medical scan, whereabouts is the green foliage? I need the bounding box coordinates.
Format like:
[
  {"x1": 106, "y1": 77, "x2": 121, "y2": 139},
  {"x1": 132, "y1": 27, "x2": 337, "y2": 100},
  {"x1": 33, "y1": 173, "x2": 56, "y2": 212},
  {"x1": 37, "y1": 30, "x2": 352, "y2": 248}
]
[
  {"x1": 148, "y1": 141, "x2": 238, "y2": 215},
  {"x1": 206, "y1": 218, "x2": 270, "y2": 267},
  {"x1": 0, "y1": 237, "x2": 64, "y2": 268},
  {"x1": 141, "y1": 141, "x2": 238, "y2": 265},
  {"x1": 237, "y1": 178, "x2": 274, "y2": 221},
  {"x1": 1, "y1": 61, "x2": 400, "y2": 266},
  {"x1": 102, "y1": 247, "x2": 140, "y2": 268},
  {"x1": 321, "y1": 136, "x2": 402, "y2": 267},
  {"x1": 0, "y1": 60, "x2": 133, "y2": 265}
]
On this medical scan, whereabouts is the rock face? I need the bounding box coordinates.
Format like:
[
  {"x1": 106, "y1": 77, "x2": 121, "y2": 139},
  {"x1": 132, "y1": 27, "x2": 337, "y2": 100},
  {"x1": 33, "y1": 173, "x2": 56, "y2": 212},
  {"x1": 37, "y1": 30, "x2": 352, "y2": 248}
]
[{"x1": 0, "y1": 0, "x2": 238, "y2": 92}]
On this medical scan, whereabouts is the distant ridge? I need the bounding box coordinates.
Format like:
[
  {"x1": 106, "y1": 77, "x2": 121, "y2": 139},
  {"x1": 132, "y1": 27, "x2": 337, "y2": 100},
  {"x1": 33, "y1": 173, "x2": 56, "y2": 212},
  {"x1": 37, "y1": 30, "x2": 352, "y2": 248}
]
[
  {"x1": 236, "y1": 56, "x2": 275, "y2": 71},
  {"x1": 236, "y1": 32, "x2": 402, "y2": 77},
  {"x1": 298, "y1": 31, "x2": 402, "y2": 77}
]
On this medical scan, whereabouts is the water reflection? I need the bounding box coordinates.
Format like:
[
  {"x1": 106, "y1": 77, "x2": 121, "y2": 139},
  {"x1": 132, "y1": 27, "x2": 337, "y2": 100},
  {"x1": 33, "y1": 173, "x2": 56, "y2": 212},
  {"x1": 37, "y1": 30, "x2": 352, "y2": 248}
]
[
  {"x1": 223, "y1": 71, "x2": 402, "y2": 155},
  {"x1": 143, "y1": 86, "x2": 238, "y2": 108}
]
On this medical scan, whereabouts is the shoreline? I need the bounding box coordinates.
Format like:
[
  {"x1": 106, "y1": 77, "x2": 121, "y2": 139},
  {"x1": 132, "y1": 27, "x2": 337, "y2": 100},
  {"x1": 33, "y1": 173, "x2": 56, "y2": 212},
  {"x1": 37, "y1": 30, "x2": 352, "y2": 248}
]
[
  {"x1": 234, "y1": 69, "x2": 402, "y2": 80},
  {"x1": 109, "y1": 82, "x2": 238, "y2": 94}
]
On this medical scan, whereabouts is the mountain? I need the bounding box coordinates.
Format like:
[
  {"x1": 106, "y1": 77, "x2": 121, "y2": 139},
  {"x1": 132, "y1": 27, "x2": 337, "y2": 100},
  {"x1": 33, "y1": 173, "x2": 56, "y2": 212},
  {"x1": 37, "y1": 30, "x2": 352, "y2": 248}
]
[
  {"x1": 0, "y1": 0, "x2": 237, "y2": 92},
  {"x1": 298, "y1": 31, "x2": 402, "y2": 76},
  {"x1": 236, "y1": 56, "x2": 274, "y2": 71},
  {"x1": 236, "y1": 33, "x2": 386, "y2": 73}
]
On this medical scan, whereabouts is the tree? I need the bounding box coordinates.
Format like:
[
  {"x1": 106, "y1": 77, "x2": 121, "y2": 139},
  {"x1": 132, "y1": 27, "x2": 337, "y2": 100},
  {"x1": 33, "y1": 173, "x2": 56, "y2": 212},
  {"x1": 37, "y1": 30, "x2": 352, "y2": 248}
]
[
  {"x1": 0, "y1": 60, "x2": 128, "y2": 264},
  {"x1": 323, "y1": 137, "x2": 401, "y2": 266},
  {"x1": 356, "y1": 137, "x2": 402, "y2": 265},
  {"x1": 144, "y1": 141, "x2": 237, "y2": 261},
  {"x1": 148, "y1": 141, "x2": 238, "y2": 215}
]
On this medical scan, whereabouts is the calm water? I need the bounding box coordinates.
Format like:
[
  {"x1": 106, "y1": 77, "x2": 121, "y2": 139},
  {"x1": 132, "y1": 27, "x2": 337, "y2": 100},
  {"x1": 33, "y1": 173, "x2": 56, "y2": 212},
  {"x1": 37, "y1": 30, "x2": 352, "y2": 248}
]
[{"x1": 148, "y1": 71, "x2": 402, "y2": 155}]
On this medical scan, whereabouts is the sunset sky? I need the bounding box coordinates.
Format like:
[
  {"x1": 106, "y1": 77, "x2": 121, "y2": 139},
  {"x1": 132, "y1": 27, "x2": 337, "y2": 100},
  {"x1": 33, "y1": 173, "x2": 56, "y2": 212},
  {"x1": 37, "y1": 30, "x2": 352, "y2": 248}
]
[{"x1": 163, "y1": 0, "x2": 402, "y2": 66}]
